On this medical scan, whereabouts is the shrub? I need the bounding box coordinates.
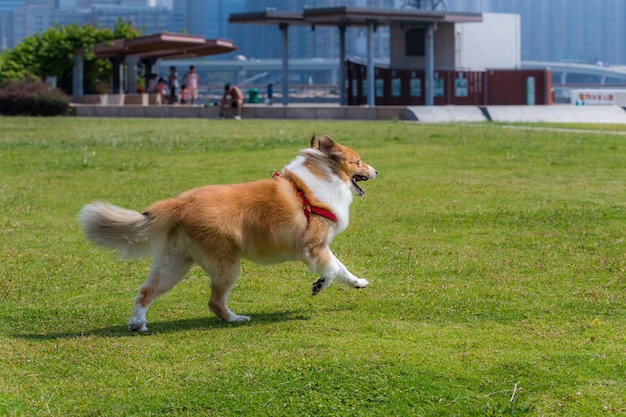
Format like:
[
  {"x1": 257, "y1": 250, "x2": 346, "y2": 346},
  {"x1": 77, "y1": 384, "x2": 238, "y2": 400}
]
[{"x1": 0, "y1": 78, "x2": 70, "y2": 116}]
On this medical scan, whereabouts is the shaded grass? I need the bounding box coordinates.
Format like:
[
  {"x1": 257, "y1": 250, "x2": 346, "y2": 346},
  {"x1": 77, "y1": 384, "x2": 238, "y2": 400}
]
[{"x1": 1, "y1": 117, "x2": 625, "y2": 416}]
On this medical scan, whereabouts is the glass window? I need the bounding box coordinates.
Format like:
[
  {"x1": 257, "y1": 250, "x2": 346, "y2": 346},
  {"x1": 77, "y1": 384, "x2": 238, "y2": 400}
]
[
  {"x1": 391, "y1": 79, "x2": 401, "y2": 97},
  {"x1": 434, "y1": 78, "x2": 444, "y2": 97},
  {"x1": 375, "y1": 79, "x2": 384, "y2": 97},
  {"x1": 455, "y1": 78, "x2": 468, "y2": 97},
  {"x1": 410, "y1": 79, "x2": 421, "y2": 97}
]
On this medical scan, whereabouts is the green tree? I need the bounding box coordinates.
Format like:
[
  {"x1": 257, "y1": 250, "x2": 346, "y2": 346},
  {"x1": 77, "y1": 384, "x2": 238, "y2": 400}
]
[{"x1": 0, "y1": 19, "x2": 141, "y2": 94}]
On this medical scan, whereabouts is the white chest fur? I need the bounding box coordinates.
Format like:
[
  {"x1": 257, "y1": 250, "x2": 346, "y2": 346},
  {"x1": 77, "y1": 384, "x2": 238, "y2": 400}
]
[{"x1": 284, "y1": 156, "x2": 352, "y2": 235}]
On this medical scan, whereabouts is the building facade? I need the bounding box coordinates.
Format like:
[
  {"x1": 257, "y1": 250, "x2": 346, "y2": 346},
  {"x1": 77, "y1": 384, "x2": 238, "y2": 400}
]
[
  {"x1": 0, "y1": 0, "x2": 169, "y2": 50},
  {"x1": 447, "y1": 0, "x2": 626, "y2": 66},
  {"x1": 0, "y1": 0, "x2": 457, "y2": 60},
  {"x1": 1, "y1": 0, "x2": 625, "y2": 66}
]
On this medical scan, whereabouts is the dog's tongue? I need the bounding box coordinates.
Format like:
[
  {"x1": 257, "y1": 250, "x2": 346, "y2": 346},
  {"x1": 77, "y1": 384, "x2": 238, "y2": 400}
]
[{"x1": 352, "y1": 177, "x2": 366, "y2": 196}]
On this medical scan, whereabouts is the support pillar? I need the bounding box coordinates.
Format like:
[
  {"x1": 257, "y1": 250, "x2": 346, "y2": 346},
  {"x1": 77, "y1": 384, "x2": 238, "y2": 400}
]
[
  {"x1": 126, "y1": 56, "x2": 139, "y2": 93},
  {"x1": 280, "y1": 22, "x2": 289, "y2": 106},
  {"x1": 141, "y1": 58, "x2": 157, "y2": 80},
  {"x1": 72, "y1": 51, "x2": 84, "y2": 96},
  {"x1": 141, "y1": 58, "x2": 158, "y2": 93},
  {"x1": 425, "y1": 23, "x2": 435, "y2": 106},
  {"x1": 339, "y1": 25, "x2": 346, "y2": 106},
  {"x1": 110, "y1": 56, "x2": 125, "y2": 94},
  {"x1": 366, "y1": 20, "x2": 375, "y2": 107}
]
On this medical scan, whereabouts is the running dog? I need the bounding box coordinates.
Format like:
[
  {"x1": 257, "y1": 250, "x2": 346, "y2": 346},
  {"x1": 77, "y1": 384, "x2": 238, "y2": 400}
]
[{"x1": 79, "y1": 135, "x2": 377, "y2": 331}]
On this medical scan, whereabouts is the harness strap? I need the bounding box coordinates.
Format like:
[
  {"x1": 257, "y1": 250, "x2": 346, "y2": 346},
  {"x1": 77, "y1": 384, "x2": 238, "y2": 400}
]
[{"x1": 272, "y1": 171, "x2": 337, "y2": 224}]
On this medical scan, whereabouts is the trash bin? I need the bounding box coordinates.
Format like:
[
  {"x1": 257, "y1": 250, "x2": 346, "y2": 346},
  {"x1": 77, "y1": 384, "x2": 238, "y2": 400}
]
[{"x1": 248, "y1": 88, "x2": 259, "y2": 103}]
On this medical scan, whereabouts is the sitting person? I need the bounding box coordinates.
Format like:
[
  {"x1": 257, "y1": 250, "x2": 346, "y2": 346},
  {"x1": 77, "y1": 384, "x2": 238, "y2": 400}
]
[
  {"x1": 219, "y1": 84, "x2": 243, "y2": 120},
  {"x1": 155, "y1": 77, "x2": 169, "y2": 104},
  {"x1": 146, "y1": 74, "x2": 158, "y2": 93},
  {"x1": 180, "y1": 84, "x2": 189, "y2": 104}
]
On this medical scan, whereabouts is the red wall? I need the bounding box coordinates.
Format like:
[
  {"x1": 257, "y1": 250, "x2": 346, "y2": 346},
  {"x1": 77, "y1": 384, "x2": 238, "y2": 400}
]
[
  {"x1": 485, "y1": 69, "x2": 552, "y2": 105},
  {"x1": 346, "y1": 61, "x2": 552, "y2": 106}
]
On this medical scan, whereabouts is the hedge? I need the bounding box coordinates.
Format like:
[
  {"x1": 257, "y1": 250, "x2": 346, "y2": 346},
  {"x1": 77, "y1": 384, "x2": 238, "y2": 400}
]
[{"x1": 0, "y1": 79, "x2": 70, "y2": 116}]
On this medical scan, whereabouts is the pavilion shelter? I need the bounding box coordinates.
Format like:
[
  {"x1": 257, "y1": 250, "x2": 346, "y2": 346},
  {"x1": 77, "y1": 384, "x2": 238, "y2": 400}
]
[
  {"x1": 74, "y1": 33, "x2": 237, "y2": 96},
  {"x1": 229, "y1": 6, "x2": 482, "y2": 106}
]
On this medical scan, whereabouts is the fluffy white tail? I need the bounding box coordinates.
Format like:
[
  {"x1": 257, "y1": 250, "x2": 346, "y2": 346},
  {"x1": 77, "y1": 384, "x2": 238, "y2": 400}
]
[{"x1": 79, "y1": 201, "x2": 165, "y2": 259}]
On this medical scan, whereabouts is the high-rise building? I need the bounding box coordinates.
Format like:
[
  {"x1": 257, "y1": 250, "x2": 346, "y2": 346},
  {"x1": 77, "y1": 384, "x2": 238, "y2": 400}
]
[
  {"x1": 0, "y1": 1, "x2": 25, "y2": 13},
  {"x1": 447, "y1": 0, "x2": 626, "y2": 65},
  {"x1": 56, "y1": 0, "x2": 79, "y2": 7},
  {"x1": 87, "y1": 3, "x2": 168, "y2": 33},
  {"x1": 11, "y1": 2, "x2": 56, "y2": 44},
  {"x1": 2, "y1": 0, "x2": 624, "y2": 65},
  {"x1": 0, "y1": 0, "x2": 169, "y2": 50},
  {"x1": 166, "y1": 0, "x2": 395, "y2": 60}
]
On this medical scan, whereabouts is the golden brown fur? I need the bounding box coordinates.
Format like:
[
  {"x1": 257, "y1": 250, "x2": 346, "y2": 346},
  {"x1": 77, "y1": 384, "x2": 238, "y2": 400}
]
[{"x1": 79, "y1": 135, "x2": 377, "y2": 331}]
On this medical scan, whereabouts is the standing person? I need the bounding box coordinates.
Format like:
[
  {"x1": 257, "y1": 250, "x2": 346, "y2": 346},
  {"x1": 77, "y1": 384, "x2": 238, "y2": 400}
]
[
  {"x1": 183, "y1": 65, "x2": 199, "y2": 104},
  {"x1": 218, "y1": 84, "x2": 244, "y2": 120},
  {"x1": 168, "y1": 66, "x2": 179, "y2": 104},
  {"x1": 266, "y1": 83, "x2": 274, "y2": 105},
  {"x1": 267, "y1": 83, "x2": 274, "y2": 105}
]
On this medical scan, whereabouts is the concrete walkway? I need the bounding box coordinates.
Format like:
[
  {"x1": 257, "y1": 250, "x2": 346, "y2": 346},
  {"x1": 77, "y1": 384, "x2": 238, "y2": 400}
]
[
  {"x1": 72, "y1": 103, "x2": 407, "y2": 120},
  {"x1": 404, "y1": 106, "x2": 487, "y2": 122},
  {"x1": 72, "y1": 103, "x2": 626, "y2": 124},
  {"x1": 485, "y1": 105, "x2": 626, "y2": 124}
]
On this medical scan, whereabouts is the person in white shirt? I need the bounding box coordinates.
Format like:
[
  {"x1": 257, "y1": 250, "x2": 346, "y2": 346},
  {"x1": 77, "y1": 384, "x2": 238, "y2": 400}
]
[{"x1": 183, "y1": 65, "x2": 199, "y2": 104}]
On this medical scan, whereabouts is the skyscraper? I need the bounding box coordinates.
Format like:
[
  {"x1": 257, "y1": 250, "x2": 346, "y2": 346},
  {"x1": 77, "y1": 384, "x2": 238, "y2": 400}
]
[
  {"x1": 56, "y1": 0, "x2": 80, "y2": 7},
  {"x1": 0, "y1": 1, "x2": 25, "y2": 13},
  {"x1": 447, "y1": 0, "x2": 626, "y2": 65}
]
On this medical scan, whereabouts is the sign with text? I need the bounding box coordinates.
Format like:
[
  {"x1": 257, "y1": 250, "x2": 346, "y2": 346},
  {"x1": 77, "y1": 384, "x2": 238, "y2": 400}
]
[{"x1": 571, "y1": 90, "x2": 616, "y2": 106}]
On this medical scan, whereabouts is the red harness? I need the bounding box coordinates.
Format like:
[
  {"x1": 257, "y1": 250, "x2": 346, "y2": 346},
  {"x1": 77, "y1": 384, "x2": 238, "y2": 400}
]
[{"x1": 272, "y1": 171, "x2": 337, "y2": 224}]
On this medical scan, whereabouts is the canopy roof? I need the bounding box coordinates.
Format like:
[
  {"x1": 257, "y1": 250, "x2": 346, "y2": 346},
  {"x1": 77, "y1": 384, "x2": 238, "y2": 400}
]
[
  {"x1": 228, "y1": 10, "x2": 303, "y2": 26},
  {"x1": 229, "y1": 6, "x2": 482, "y2": 27},
  {"x1": 228, "y1": 6, "x2": 483, "y2": 107},
  {"x1": 94, "y1": 33, "x2": 237, "y2": 60}
]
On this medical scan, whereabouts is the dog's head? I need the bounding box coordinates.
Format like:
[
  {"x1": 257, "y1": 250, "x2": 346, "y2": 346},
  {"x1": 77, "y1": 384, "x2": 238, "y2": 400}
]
[{"x1": 310, "y1": 135, "x2": 377, "y2": 197}]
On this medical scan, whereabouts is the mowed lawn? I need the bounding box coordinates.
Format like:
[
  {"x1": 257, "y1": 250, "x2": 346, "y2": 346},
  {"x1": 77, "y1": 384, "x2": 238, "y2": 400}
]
[{"x1": 1, "y1": 117, "x2": 625, "y2": 416}]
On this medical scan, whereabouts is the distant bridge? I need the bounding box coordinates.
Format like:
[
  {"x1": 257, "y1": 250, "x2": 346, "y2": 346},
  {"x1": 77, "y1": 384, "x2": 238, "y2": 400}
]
[
  {"x1": 160, "y1": 58, "x2": 345, "y2": 85},
  {"x1": 521, "y1": 61, "x2": 626, "y2": 84},
  {"x1": 160, "y1": 58, "x2": 626, "y2": 85}
]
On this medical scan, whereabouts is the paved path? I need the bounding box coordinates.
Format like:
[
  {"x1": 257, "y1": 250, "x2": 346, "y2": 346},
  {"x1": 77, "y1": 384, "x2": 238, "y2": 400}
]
[
  {"x1": 405, "y1": 105, "x2": 626, "y2": 124},
  {"x1": 73, "y1": 102, "x2": 626, "y2": 124}
]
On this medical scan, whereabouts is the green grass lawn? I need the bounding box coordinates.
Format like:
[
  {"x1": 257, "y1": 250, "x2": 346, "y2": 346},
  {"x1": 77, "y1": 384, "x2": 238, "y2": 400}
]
[{"x1": 1, "y1": 117, "x2": 625, "y2": 416}]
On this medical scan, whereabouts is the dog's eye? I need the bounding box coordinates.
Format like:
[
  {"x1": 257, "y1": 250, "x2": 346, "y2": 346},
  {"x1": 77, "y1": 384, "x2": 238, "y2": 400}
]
[{"x1": 350, "y1": 160, "x2": 362, "y2": 166}]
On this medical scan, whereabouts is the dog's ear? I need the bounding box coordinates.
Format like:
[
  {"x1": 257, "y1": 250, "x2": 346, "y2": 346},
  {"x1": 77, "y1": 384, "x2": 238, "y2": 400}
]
[
  {"x1": 317, "y1": 135, "x2": 337, "y2": 153},
  {"x1": 310, "y1": 134, "x2": 319, "y2": 149}
]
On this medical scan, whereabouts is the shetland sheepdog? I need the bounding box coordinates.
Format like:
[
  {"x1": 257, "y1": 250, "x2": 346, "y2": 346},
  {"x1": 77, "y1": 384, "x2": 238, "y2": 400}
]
[{"x1": 79, "y1": 135, "x2": 377, "y2": 331}]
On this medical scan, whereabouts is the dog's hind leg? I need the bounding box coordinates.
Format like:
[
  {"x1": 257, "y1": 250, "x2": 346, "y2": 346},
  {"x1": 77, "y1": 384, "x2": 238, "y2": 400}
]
[
  {"x1": 199, "y1": 256, "x2": 250, "y2": 323},
  {"x1": 332, "y1": 255, "x2": 369, "y2": 289},
  {"x1": 310, "y1": 248, "x2": 369, "y2": 296},
  {"x1": 128, "y1": 250, "x2": 192, "y2": 332}
]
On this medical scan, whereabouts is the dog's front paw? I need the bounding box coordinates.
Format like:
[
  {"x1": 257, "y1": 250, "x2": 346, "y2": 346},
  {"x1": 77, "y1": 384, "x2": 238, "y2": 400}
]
[
  {"x1": 227, "y1": 314, "x2": 251, "y2": 323},
  {"x1": 312, "y1": 278, "x2": 326, "y2": 296},
  {"x1": 354, "y1": 278, "x2": 369, "y2": 289},
  {"x1": 128, "y1": 318, "x2": 148, "y2": 332}
]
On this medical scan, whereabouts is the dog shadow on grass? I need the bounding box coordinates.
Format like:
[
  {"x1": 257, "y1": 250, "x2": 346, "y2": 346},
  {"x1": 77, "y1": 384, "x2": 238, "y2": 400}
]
[{"x1": 13, "y1": 309, "x2": 310, "y2": 340}]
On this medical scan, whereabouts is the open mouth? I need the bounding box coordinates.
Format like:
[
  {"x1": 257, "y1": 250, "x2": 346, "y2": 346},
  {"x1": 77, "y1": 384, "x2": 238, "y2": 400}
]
[{"x1": 351, "y1": 174, "x2": 369, "y2": 196}]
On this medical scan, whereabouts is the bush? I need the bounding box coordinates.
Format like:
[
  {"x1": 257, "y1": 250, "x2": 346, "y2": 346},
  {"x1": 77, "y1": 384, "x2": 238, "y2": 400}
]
[{"x1": 0, "y1": 78, "x2": 70, "y2": 116}]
